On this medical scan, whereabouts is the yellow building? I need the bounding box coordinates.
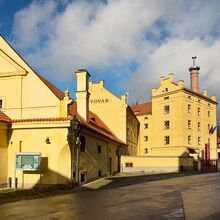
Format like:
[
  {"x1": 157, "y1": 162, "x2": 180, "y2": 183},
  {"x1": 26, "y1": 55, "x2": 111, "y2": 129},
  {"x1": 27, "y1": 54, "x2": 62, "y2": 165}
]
[
  {"x1": 0, "y1": 111, "x2": 11, "y2": 187},
  {"x1": 89, "y1": 81, "x2": 139, "y2": 155},
  {"x1": 0, "y1": 35, "x2": 126, "y2": 188},
  {"x1": 132, "y1": 64, "x2": 217, "y2": 160}
]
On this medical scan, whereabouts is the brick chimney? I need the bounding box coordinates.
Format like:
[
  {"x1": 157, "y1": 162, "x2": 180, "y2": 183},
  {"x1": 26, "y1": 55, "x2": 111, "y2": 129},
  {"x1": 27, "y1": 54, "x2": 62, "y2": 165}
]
[
  {"x1": 189, "y1": 56, "x2": 200, "y2": 93},
  {"x1": 75, "y1": 69, "x2": 90, "y2": 122}
]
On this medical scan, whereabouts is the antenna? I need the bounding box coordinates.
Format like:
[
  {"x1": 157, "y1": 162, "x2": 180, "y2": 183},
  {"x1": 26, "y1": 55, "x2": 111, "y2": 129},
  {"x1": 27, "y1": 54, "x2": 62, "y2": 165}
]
[
  {"x1": 79, "y1": 59, "x2": 85, "y2": 69},
  {"x1": 192, "y1": 56, "x2": 197, "y2": 67}
]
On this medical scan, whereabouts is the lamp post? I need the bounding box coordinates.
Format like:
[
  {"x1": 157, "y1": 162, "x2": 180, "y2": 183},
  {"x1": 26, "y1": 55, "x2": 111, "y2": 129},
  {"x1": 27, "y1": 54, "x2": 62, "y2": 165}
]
[{"x1": 69, "y1": 115, "x2": 81, "y2": 187}]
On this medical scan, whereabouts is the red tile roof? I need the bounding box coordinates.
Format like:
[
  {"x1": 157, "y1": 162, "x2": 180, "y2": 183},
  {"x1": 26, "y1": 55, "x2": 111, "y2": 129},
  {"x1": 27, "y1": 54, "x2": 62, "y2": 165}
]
[
  {"x1": 35, "y1": 73, "x2": 65, "y2": 100},
  {"x1": 11, "y1": 71, "x2": 125, "y2": 145},
  {"x1": 68, "y1": 103, "x2": 126, "y2": 145},
  {"x1": 0, "y1": 111, "x2": 11, "y2": 123},
  {"x1": 131, "y1": 102, "x2": 152, "y2": 115}
]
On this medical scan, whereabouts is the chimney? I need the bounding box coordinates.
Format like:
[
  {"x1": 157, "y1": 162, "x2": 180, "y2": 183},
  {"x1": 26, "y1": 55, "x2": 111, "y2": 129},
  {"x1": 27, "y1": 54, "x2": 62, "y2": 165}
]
[
  {"x1": 75, "y1": 69, "x2": 90, "y2": 122},
  {"x1": 189, "y1": 56, "x2": 200, "y2": 93}
]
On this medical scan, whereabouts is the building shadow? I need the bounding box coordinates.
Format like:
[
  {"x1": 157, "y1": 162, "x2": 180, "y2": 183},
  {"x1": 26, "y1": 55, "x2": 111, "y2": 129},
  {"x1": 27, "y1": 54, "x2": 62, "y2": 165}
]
[{"x1": 83, "y1": 151, "x2": 204, "y2": 191}]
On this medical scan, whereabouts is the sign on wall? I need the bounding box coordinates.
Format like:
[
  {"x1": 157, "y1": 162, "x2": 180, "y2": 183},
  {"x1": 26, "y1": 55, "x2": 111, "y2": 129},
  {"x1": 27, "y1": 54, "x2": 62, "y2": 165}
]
[
  {"x1": 90, "y1": 98, "x2": 111, "y2": 104},
  {"x1": 16, "y1": 152, "x2": 41, "y2": 171}
]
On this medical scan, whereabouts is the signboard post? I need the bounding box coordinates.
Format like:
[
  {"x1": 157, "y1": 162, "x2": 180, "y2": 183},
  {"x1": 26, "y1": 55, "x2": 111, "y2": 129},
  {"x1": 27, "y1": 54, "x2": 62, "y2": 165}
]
[{"x1": 14, "y1": 152, "x2": 41, "y2": 189}]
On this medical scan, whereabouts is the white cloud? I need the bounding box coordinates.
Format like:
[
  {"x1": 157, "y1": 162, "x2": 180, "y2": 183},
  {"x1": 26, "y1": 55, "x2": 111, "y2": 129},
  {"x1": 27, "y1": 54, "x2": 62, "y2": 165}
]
[
  {"x1": 12, "y1": 0, "x2": 167, "y2": 77},
  {"x1": 12, "y1": 0, "x2": 220, "y2": 114},
  {"x1": 125, "y1": 38, "x2": 220, "y2": 104},
  {"x1": 13, "y1": 0, "x2": 57, "y2": 48}
]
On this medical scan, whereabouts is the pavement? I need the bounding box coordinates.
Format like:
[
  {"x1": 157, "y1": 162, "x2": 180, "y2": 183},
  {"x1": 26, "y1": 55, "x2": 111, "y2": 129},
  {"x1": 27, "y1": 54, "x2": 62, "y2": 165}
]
[{"x1": 1, "y1": 172, "x2": 220, "y2": 219}]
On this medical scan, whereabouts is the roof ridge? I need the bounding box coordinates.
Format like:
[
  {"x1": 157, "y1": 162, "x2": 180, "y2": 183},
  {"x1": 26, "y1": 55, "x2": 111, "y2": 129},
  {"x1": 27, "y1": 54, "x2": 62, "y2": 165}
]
[{"x1": 35, "y1": 73, "x2": 65, "y2": 100}]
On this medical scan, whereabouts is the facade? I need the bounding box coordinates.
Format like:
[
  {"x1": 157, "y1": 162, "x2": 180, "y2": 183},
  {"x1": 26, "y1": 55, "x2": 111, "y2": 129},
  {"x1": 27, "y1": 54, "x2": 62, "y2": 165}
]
[
  {"x1": 0, "y1": 34, "x2": 218, "y2": 185},
  {"x1": 132, "y1": 66, "x2": 217, "y2": 160},
  {"x1": 0, "y1": 35, "x2": 126, "y2": 188},
  {"x1": 89, "y1": 81, "x2": 139, "y2": 155}
]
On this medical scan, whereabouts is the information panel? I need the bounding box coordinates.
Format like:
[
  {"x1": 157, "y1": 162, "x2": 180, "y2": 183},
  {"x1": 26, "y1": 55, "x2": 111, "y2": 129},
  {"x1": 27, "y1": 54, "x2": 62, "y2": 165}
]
[{"x1": 16, "y1": 152, "x2": 41, "y2": 171}]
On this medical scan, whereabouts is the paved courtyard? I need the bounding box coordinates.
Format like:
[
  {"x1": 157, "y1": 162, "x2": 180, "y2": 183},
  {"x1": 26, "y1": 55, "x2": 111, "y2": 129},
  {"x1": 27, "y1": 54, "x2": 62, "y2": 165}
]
[{"x1": 1, "y1": 172, "x2": 220, "y2": 219}]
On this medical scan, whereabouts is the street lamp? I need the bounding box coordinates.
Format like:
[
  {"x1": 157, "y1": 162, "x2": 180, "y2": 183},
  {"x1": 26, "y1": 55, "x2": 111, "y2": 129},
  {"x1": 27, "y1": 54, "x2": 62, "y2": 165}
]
[{"x1": 68, "y1": 115, "x2": 81, "y2": 187}]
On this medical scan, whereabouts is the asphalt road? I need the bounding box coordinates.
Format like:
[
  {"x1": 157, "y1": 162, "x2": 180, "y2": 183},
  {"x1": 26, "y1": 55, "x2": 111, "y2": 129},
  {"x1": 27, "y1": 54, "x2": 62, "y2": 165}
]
[{"x1": 1, "y1": 172, "x2": 220, "y2": 220}]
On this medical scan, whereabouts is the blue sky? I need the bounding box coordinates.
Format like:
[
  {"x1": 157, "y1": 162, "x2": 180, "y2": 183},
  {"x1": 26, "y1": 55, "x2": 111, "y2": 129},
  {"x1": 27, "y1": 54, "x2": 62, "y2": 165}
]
[{"x1": 1, "y1": 0, "x2": 220, "y2": 110}]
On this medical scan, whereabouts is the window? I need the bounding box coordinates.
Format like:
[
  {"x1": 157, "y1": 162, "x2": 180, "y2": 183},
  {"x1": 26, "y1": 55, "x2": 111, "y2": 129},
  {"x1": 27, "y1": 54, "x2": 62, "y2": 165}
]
[
  {"x1": 125, "y1": 162, "x2": 133, "y2": 167},
  {"x1": 198, "y1": 137, "x2": 201, "y2": 145},
  {"x1": 165, "y1": 88, "x2": 168, "y2": 92},
  {"x1": 188, "y1": 120, "x2": 191, "y2": 129},
  {"x1": 208, "y1": 124, "x2": 210, "y2": 130},
  {"x1": 164, "y1": 136, "x2": 170, "y2": 145},
  {"x1": 81, "y1": 173, "x2": 85, "y2": 182},
  {"x1": 188, "y1": 96, "x2": 191, "y2": 99},
  {"x1": 144, "y1": 123, "x2": 148, "y2": 129},
  {"x1": 97, "y1": 145, "x2": 101, "y2": 154},
  {"x1": 0, "y1": 99, "x2": 2, "y2": 109},
  {"x1": 198, "y1": 107, "x2": 201, "y2": 116},
  {"x1": 80, "y1": 136, "x2": 86, "y2": 152},
  {"x1": 198, "y1": 99, "x2": 201, "y2": 103},
  {"x1": 116, "y1": 149, "x2": 118, "y2": 156},
  {"x1": 164, "y1": 96, "x2": 169, "y2": 100},
  {"x1": 164, "y1": 105, "x2": 170, "y2": 114},
  {"x1": 144, "y1": 116, "x2": 148, "y2": 120},
  {"x1": 144, "y1": 148, "x2": 148, "y2": 154},
  {"x1": 98, "y1": 170, "x2": 102, "y2": 177},
  {"x1": 144, "y1": 136, "x2": 148, "y2": 141},
  {"x1": 188, "y1": 136, "x2": 192, "y2": 145},
  {"x1": 127, "y1": 128, "x2": 129, "y2": 137},
  {"x1": 188, "y1": 104, "x2": 191, "y2": 113},
  {"x1": 164, "y1": 120, "x2": 170, "y2": 129},
  {"x1": 198, "y1": 122, "x2": 201, "y2": 131},
  {"x1": 208, "y1": 111, "x2": 210, "y2": 117},
  {"x1": 208, "y1": 103, "x2": 211, "y2": 107}
]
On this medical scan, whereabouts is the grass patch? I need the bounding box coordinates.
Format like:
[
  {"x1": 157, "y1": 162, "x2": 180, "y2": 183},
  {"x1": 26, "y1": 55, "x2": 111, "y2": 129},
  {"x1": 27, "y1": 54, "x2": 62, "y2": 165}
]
[
  {"x1": 83, "y1": 178, "x2": 113, "y2": 190},
  {"x1": 0, "y1": 188, "x2": 14, "y2": 194},
  {"x1": 0, "y1": 188, "x2": 75, "y2": 205}
]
